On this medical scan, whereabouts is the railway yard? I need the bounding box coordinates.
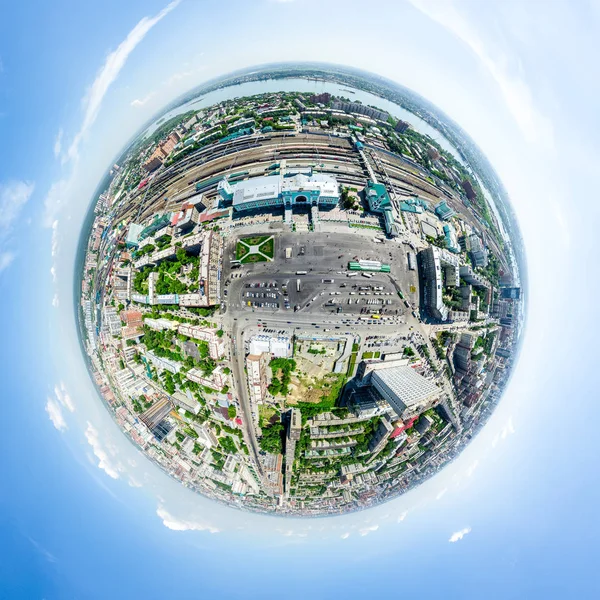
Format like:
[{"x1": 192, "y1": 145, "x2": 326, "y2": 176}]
[{"x1": 79, "y1": 89, "x2": 521, "y2": 516}]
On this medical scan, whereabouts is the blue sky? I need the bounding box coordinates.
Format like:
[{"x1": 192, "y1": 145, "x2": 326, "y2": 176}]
[{"x1": 1, "y1": 0, "x2": 599, "y2": 597}]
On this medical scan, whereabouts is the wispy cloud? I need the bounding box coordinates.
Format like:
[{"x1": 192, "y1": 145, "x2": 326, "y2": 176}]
[
  {"x1": 45, "y1": 383, "x2": 75, "y2": 430},
  {"x1": 466, "y1": 459, "x2": 479, "y2": 477},
  {"x1": 45, "y1": 398, "x2": 67, "y2": 432},
  {"x1": 43, "y1": 180, "x2": 69, "y2": 230},
  {"x1": 408, "y1": 0, "x2": 554, "y2": 148},
  {"x1": 436, "y1": 487, "x2": 448, "y2": 500},
  {"x1": 131, "y1": 92, "x2": 156, "y2": 108},
  {"x1": 358, "y1": 524, "x2": 379, "y2": 537},
  {"x1": 0, "y1": 181, "x2": 34, "y2": 270},
  {"x1": 492, "y1": 416, "x2": 515, "y2": 448},
  {"x1": 85, "y1": 422, "x2": 125, "y2": 480},
  {"x1": 54, "y1": 381, "x2": 75, "y2": 413},
  {"x1": 43, "y1": 2, "x2": 180, "y2": 228},
  {"x1": 28, "y1": 537, "x2": 58, "y2": 564},
  {"x1": 0, "y1": 252, "x2": 14, "y2": 273},
  {"x1": 0, "y1": 180, "x2": 34, "y2": 232},
  {"x1": 65, "y1": 0, "x2": 180, "y2": 164},
  {"x1": 449, "y1": 527, "x2": 472, "y2": 543},
  {"x1": 53, "y1": 128, "x2": 63, "y2": 158},
  {"x1": 156, "y1": 505, "x2": 220, "y2": 533}
]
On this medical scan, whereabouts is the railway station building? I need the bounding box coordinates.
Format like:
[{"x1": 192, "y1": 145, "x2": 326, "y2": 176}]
[{"x1": 217, "y1": 173, "x2": 340, "y2": 213}]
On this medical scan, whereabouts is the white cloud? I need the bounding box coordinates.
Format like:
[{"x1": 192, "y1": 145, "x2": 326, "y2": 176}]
[
  {"x1": 397, "y1": 510, "x2": 408, "y2": 522},
  {"x1": 276, "y1": 528, "x2": 308, "y2": 538},
  {"x1": 28, "y1": 537, "x2": 58, "y2": 564},
  {"x1": 43, "y1": 2, "x2": 180, "y2": 228},
  {"x1": 0, "y1": 252, "x2": 14, "y2": 272},
  {"x1": 164, "y1": 70, "x2": 193, "y2": 87},
  {"x1": 52, "y1": 293, "x2": 59, "y2": 308},
  {"x1": 65, "y1": 0, "x2": 181, "y2": 163},
  {"x1": 45, "y1": 398, "x2": 67, "y2": 432},
  {"x1": 340, "y1": 532, "x2": 351, "y2": 539},
  {"x1": 53, "y1": 128, "x2": 63, "y2": 158},
  {"x1": 131, "y1": 92, "x2": 156, "y2": 108},
  {"x1": 358, "y1": 524, "x2": 379, "y2": 537},
  {"x1": 85, "y1": 422, "x2": 125, "y2": 480},
  {"x1": 0, "y1": 180, "x2": 34, "y2": 234},
  {"x1": 492, "y1": 416, "x2": 516, "y2": 448},
  {"x1": 408, "y1": 0, "x2": 554, "y2": 148},
  {"x1": 449, "y1": 527, "x2": 472, "y2": 543},
  {"x1": 0, "y1": 181, "x2": 33, "y2": 273},
  {"x1": 54, "y1": 382, "x2": 75, "y2": 413},
  {"x1": 51, "y1": 219, "x2": 59, "y2": 257},
  {"x1": 466, "y1": 459, "x2": 479, "y2": 477},
  {"x1": 43, "y1": 179, "x2": 70, "y2": 229},
  {"x1": 156, "y1": 505, "x2": 220, "y2": 533},
  {"x1": 436, "y1": 487, "x2": 448, "y2": 500}
]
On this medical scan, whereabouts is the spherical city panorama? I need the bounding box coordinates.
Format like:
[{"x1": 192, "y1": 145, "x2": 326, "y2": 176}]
[{"x1": 78, "y1": 65, "x2": 524, "y2": 517}]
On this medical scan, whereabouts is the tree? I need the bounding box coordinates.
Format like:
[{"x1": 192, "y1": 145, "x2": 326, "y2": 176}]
[
  {"x1": 216, "y1": 329, "x2": 224, "y2": 338},
  {"x1": 227, "y1": 405, "x2": 236, "y2": 419},
  {"x1": 259, "y1": 422, "x2": 284, "y2": 454},
  {"x1": 403, "y1": 346, "x2": 415, "y2": 357}
]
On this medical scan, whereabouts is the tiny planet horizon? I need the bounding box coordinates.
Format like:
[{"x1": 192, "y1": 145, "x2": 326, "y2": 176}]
[{"x1": 77, "y1": 64, "x2": 525, "y2": 517}]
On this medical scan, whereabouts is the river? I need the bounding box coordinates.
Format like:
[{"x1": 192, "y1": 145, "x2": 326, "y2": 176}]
[{"x1": 143, "y1": 78, "x2": 463, "y2": 161}]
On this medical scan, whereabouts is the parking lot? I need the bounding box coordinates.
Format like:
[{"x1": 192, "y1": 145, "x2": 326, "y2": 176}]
[{"x1": 223, "y1": 230, "x2": 420, "y2": 316}]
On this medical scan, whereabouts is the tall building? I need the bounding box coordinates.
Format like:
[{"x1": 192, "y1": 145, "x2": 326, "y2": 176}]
[
  {"x1": 246, "y1": 353, "x2": 269, "y2": 405},
  {"x1": 284, "y1": 408, "x2": 302, "y2": 495},
  {"x1": 461, "y1": 179, "x2": 476, "y2": 200},
  {"x1": 419, "y1": 245, "x2": 460, "y2": 321},
  {"x1": 453, "y1": 334, "x2": 475, "y2": 373},
  {"x1": 394, "y1": 119, "x2": 410, "y2": 133},
  {"x1": 310, "y1": 92, "x2": 331, "y2": 105},
  {"x1": 371, "y1": 365, "x2": 439, "y2": 419},
  {"x1": 331, "y1": 100, "x2": 390, "y2": 122},
  {"x1": 366, "y1": 415, "x2": 394, "y2": 463},
  {"x1": 501, "y1": 287, "x2": 521, "y2": 299},
  {"x1": 140, "y1": 398, "x2": 172, "y2": 430},
  {"x1": 468, "y1": 234, "x2": 489, "y2": 267}
]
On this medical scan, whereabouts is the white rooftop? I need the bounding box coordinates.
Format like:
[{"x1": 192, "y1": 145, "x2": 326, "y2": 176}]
[{"x1": 372, "y1": 365, "x2": 438, "y2": 409}]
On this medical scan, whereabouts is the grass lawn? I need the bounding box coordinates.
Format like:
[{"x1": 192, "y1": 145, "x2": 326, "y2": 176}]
[
  {"x1": 242, "y1": 235, "x2": 270, "y2": 246},
  {"x1": 258, "y1": 237, "x2": 274, "y2": 259},
  {"x1": 236, "y1": 242, "x2": 250, "y2": 260},
  {"x1": 240, "y1": 253, "x2": 268, "y2": 264},
  {"x1": 347, "y1": 353, "x2": 358, "y2": 376}
]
